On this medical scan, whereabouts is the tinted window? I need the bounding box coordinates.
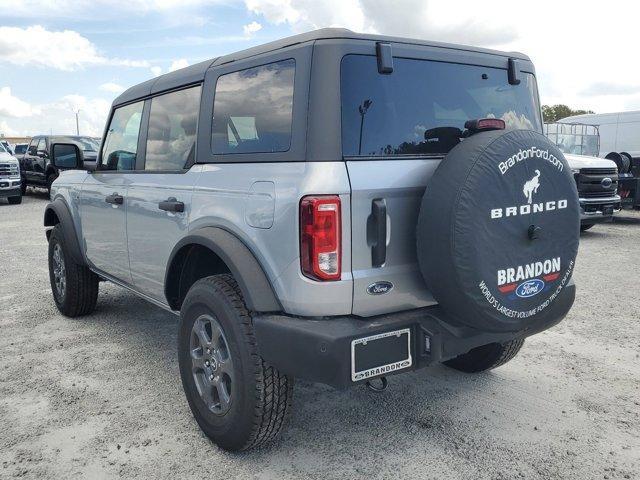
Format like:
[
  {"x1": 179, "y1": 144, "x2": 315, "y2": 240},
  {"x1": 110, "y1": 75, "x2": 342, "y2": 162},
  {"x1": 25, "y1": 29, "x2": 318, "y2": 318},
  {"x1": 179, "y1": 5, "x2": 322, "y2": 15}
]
[
  {"x1": 212, "y1": 59, "x2": 295, "y2": 154},
  {"x1": 27, "y1": 138, "x2": 38, "y2": 155},
  {"x1": 14, "y1": 144, "x2": 27, "y2": 154},
  {"x1": 341, "y1": 55, "x2": 542, "y2": 157},
  {"x1": 146, "y1": 85, "x2": 201, "y2": 171},
  {"x1": 101, "y1": 101, "x2": 144, "y2": 171}
]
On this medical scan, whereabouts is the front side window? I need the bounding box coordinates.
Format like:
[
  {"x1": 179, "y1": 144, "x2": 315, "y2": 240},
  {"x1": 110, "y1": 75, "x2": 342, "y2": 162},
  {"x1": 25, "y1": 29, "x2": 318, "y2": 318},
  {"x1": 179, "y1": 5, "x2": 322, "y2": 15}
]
[
  {"x1": 145, "y1": 85, "x2": 201, "y2": 171},
  {"x1": 101, "y1": 101, "x2": 144, "y2": 171},
  {"x1": 27, "y1": 138, "x2": 38, "y2": 155},
  {"x1": 212, "y1": 59, "x2": 295, "y2": 154},
  {"x1": 37, "y1": 138, "x2": 46, "y2": 155},
  {"x1": 341, "y1": 55, "x2": 542, "y2": 157}
]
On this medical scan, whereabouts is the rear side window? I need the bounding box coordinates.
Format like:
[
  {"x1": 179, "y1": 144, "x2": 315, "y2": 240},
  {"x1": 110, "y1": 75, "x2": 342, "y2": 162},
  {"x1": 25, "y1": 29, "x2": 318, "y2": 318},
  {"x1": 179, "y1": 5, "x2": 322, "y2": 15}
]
[
  {"x1": 145, "y1": 85, "x2": 202, "y2": 171},
  {"x1": 341, "y1": 55, "x2": 542, "y2": 157},
  {"x1": 211, "y1": 59, "x2": 295, "y2": 154},
  {"x1": 101, "y1": 101, "x2": 144, "y2": 171}
]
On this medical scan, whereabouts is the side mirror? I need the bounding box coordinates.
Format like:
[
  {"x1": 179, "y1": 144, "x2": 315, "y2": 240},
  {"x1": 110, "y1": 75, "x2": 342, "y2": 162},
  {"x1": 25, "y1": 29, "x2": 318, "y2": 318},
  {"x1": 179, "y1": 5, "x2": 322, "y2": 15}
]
[{"x1": 51, "y1": 143, "x2": 83, "y2": 170}]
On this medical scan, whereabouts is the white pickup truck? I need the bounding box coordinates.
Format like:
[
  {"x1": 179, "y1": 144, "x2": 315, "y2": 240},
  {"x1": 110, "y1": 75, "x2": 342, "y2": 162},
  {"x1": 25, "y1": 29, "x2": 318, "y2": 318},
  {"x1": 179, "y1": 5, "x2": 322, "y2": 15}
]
[{"x1": 545, "y1": 123, "x2": 620, "y2": 231}]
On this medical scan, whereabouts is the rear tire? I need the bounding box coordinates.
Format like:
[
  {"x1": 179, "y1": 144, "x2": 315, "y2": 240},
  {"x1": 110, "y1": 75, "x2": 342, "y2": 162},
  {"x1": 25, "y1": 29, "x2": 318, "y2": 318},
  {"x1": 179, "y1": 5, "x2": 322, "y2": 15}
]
[
  {"x1": 8, "y1": 196, "x2": 22, "y2": 205},
  {"x1": 178, "y1": 274, "x2": 293, "y2": 451},
  {"x1": 444, "y1": 339, "x2": 524, "y2": 373},
  {"x1": 580, "y1": 224, "x2": 594, "y2": 232},
  {"x1": 20, "y1": 179, "x2": 27, "y2": 195},
  {"x1": 48, "y1": 224, "x2": 99, "y2": 317}
]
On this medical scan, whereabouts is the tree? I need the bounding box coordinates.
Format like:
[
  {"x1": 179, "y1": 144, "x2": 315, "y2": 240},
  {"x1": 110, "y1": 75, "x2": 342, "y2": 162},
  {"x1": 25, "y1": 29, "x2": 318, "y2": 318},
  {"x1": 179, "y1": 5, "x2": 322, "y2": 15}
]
[{"x1": 542, "y1": 104, "x2": 595, "y2": 123}]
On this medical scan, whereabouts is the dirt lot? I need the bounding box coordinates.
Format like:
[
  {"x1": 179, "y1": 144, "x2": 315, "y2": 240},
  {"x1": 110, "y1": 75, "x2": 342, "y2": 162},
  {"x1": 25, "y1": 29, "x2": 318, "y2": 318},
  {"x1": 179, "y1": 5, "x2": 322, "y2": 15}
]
[{"x1": 0, "y1": 192, "x2": 638, "y2": 479}]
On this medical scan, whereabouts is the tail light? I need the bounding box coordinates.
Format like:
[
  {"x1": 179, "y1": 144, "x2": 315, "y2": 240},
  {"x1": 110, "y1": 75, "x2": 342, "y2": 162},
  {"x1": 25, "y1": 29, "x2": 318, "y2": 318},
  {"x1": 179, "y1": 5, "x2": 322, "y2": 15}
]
[{"x1": 300, "y1": 195, "x2": 341, "y2": 281}]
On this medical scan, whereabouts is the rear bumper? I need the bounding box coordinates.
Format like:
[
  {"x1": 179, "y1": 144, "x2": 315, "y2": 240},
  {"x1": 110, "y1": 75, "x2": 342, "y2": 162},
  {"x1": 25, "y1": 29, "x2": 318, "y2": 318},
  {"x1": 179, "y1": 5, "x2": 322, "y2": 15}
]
[
  {"x1": 254, "y1": 281, "x2": 575, "y2": 389},
  {"x1": 579, "y1": 195, "x2": 621, "y2": 223}
]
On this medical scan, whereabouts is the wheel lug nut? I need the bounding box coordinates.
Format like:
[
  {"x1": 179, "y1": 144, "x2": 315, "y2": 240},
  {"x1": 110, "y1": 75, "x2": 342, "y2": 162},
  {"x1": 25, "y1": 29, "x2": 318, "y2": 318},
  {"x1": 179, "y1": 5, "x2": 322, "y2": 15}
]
[
  {"x1": 209, "y1": 374, "x2": 214, "y2": 380},
  {"x1": 205, "y1": 361, "x2": 210, "y2": 367}
]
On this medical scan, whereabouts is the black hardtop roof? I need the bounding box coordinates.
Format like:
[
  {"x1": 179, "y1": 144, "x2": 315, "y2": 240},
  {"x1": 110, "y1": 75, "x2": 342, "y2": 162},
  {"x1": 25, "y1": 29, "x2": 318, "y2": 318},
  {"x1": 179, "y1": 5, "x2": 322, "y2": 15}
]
[{"x1": 113, "y1": 28, "x2": 530, "y2": 107}]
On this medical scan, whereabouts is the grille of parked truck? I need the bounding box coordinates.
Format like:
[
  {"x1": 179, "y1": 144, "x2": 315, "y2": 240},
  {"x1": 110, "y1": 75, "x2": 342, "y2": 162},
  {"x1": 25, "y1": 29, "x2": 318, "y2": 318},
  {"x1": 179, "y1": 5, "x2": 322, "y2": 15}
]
[
  {"x1": 43, "y1": 29, "x2": 580, "y2": 451},
  {"x1": 0, "y1": 141, "x2": 22, "y2": 204}
]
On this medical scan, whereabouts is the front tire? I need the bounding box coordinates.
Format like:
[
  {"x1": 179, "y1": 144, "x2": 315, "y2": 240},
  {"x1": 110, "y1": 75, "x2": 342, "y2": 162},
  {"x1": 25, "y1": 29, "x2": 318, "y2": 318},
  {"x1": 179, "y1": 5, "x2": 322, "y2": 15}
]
[
  {"x1": 8, "y1": 196, "x2": 22, "y2": 205},
  {"x1": 178, "y1": 274, "x2": 293, "y2": 451},
  {"x1": 444, "y1": 339, "x2": 524, "y2": 373},
  {"x1": 46, "y1": 173, "x2": 57, "y2": 197},
  {"x1": 48, "y1": 225, "x2": 99, "y2": 317},
  {"x1": 580, "y1": 224, "x2": 594, "y2": 232}
]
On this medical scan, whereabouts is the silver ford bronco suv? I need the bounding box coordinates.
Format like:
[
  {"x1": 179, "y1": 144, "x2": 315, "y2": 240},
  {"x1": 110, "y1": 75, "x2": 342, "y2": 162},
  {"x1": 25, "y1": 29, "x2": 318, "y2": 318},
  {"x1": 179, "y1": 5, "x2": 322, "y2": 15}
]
[{"x1": 45, "y1": 29, "x2": 580, "y2": 451}]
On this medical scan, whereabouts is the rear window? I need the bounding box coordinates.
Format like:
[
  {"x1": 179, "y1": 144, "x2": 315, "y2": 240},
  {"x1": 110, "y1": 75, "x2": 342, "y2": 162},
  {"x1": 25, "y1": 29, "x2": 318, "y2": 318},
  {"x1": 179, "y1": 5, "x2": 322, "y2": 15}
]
[{"x1": 341, "y1": 55, "x2": 542, "y2": 157}]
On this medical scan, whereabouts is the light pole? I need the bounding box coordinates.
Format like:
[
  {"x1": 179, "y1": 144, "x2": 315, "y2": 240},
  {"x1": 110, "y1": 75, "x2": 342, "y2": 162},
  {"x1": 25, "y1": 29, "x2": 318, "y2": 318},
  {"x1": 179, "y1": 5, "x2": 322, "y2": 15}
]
[
  {"x1": 74, "y1": 109, "x2": 81, "y2": 135},
  {"x1": 358, "y1": 99, "x2": 372, "y2": 155}
]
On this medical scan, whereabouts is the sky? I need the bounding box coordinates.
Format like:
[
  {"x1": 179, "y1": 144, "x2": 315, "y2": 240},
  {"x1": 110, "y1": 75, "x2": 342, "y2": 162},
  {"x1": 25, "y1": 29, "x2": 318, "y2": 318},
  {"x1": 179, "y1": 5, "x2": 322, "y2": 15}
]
[{"x1": 0, "y1": 0, "x2": 638, "y2": 137}]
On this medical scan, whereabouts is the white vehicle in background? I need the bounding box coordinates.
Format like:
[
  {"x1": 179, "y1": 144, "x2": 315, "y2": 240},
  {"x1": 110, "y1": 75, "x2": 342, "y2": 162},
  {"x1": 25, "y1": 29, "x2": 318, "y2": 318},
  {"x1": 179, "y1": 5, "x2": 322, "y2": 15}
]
[
  {"x1": 560, "y1": 111, "x2": 640, "y2": 209},
  {"x1": 0, "y1": 142, "x2": 22, "y2": 205},
  {"x1": 0, "y1": 140, "x2": 14, "y2": 155},
  {"x1": 545, "y1": 122, "x2": 620, "y2": 231}
]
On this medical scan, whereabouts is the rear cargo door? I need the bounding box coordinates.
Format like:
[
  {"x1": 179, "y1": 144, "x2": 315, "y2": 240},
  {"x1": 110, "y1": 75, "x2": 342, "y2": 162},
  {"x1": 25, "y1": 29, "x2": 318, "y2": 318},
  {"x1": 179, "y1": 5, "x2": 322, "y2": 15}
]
[{"x1": 341, "y1": 53, "x2": 543, "y2": 316}]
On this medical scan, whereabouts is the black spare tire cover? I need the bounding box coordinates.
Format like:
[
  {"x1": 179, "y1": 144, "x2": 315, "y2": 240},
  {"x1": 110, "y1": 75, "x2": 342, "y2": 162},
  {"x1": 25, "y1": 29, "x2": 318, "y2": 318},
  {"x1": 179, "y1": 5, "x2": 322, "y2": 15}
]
[{"x1": 417, "y1": 129, "x2": 580, "y2": 333}]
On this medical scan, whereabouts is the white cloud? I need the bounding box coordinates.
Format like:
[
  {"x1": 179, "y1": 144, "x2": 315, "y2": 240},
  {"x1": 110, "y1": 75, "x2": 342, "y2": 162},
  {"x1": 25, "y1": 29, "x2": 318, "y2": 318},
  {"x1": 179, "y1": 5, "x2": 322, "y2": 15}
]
[
  {"x1": 151, "y1": 66, "x2": 163, "y2": 77},
  {"x1": 245, "y1": 0, "x2": 640, "y2": 113},
  {"x1": 0, "y1": 87, "x2": 39, "y2": 118},
  {"x1": 0, "y1": 93, "x2": 111, "y2": 137},
  {"x1": 243, "y1": 21, "x2": 263, "y2": 38},
  {"x1": 0, "y1": 25, "x2": 149, "y2": 71},
  {"x1": 99, "y1": 82, "x2": 126, "y2": 94},
  {"x1": 169, "y1": 59, "x2": 189, "y2": 72}
]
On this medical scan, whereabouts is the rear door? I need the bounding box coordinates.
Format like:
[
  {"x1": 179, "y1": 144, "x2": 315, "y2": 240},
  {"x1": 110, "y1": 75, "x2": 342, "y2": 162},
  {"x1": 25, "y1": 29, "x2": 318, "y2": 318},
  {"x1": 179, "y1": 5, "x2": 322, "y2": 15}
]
[
  {"x1": 340, "y1": 49, "x2": 543, "y2": 316},
  {"x1": 125, "y1": 85, "x2": 201, "y2": 302}
]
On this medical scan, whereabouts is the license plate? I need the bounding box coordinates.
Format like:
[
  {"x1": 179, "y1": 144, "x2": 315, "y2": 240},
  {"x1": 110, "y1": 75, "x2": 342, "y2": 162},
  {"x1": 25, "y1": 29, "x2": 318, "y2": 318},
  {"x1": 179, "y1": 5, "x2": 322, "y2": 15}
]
[
  {"x1": 603, "y1": 205, "x2": 614, "y2": 215},
  {"x1": 351, "y1": 328, "x2": 412, "y2": 382}
]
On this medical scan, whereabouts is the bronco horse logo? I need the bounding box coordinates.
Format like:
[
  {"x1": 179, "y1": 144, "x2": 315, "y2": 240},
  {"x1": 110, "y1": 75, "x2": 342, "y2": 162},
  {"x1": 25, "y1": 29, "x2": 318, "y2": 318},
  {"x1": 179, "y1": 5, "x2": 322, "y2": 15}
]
[{"x1": 523, "y1": 169, "x2": 541, "y2": 204}]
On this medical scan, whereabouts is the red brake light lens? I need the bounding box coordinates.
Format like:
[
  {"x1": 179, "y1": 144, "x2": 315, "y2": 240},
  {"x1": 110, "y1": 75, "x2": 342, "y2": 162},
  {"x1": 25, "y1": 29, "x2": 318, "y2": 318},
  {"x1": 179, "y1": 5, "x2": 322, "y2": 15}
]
[
  {"x1": 300, "y1": 195, "x2": 341, "y2": 281},
  {"x1": 464, "y1": 118, "x2": 506, "y2": 132}
]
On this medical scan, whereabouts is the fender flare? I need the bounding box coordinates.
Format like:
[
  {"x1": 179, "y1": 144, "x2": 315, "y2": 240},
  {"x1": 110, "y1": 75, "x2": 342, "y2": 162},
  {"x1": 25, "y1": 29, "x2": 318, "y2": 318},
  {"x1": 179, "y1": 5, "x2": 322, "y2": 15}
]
[
  {"x1": 165, "y1": 227, "x2": 281, "y2": 313},
  {"x1": 44, "y1": 198, "x2": 85, "y2": 265}
]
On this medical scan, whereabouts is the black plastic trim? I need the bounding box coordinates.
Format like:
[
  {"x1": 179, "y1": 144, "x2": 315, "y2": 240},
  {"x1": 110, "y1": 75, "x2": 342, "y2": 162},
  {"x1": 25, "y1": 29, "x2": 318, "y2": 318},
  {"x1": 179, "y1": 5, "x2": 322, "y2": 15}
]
[
  {"x1": 44, "y1": 198, "x2": 85, "y2": 265},
  {"x1": 165, "y1": 227, "x2": 281, "y2": 312}
]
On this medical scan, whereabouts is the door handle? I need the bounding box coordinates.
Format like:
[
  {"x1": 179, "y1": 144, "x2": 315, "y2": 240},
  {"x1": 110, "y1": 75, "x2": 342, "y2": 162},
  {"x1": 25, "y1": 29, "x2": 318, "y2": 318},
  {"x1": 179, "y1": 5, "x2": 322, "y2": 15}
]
[
  {"x1": 105, "y1": 193, "x2": 124, "y2": 205},
  {"x1": 369, "y1": 198, "x2": 387, "y2": 268},
  {"x1": 158, "y1": 197, "x2": 184, "y2": 213}
]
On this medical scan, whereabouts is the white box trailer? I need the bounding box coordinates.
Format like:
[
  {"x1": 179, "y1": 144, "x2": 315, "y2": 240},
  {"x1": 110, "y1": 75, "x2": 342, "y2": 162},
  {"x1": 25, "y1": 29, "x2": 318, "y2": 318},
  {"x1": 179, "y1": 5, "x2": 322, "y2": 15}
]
[
  {"x1": 560, "y1": 111, "x2": 640, "y2": 208},
  {"x1": 561, "y1": 110, "x2": 640, "y2": 161}
]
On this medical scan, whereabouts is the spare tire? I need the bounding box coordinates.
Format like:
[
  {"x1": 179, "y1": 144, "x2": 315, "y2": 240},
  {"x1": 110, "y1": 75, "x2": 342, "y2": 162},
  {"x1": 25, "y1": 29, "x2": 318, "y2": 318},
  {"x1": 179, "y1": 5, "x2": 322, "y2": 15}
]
[{"x1": 417, "y1": 129, "x2": 580, "y2": 333}]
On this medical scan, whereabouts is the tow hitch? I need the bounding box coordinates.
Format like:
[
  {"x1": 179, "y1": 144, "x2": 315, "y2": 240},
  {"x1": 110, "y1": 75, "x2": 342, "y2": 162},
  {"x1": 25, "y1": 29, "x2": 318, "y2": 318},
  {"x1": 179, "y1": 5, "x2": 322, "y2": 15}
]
[{"x1": 366, "y1": 376, "x2": 388, "y2": 393}]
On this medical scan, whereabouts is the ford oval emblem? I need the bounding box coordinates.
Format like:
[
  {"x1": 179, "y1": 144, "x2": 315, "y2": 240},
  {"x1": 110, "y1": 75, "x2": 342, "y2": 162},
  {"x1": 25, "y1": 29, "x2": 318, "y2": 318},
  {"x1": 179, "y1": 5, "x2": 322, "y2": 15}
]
[
  {"x1": 601, "y1": 177, "x2": 613, "y2": 188},
  {"x1": 515, "y1": 279, "x2": 545, "y2": 298},
  {"x1": 367, "y1": 281, "x2": 394, "y2": 295}
]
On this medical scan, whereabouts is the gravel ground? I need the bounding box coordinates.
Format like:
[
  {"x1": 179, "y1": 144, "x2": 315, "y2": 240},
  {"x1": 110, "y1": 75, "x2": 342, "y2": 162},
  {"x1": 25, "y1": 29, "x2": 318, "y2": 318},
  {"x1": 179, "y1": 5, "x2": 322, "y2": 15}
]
[{"x1": 1, "y1": 192, "x2": 639, "y2": 480}]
